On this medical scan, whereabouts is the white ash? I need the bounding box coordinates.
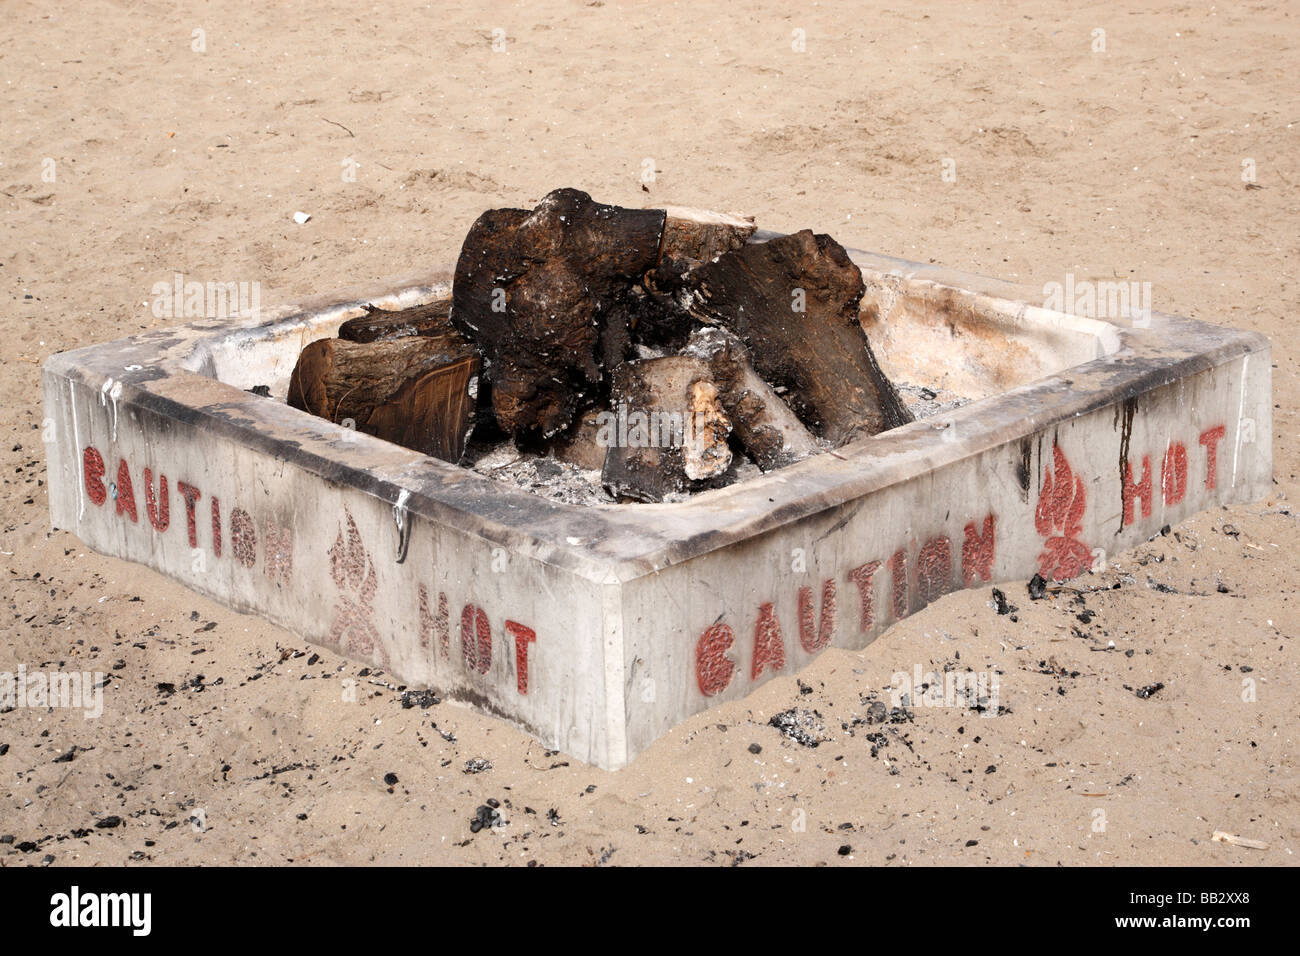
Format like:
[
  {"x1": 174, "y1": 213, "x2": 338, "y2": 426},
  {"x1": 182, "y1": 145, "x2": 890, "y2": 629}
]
[
  {"x1": 471, "y1": 444, "x2": 614, "y2": 506},
  {"x1": 469, "y1": 441, "x2": 523, "y2": 473},
  {"x1": 896, "y1": 382, "x2": 971, "y2": 419}
]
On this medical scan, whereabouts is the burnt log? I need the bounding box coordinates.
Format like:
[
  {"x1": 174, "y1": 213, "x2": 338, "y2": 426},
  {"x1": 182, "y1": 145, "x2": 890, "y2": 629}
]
[
  {"x1": 685, "y1": 327, "x2": 821, "y2": 471},
  {"x1": 681, "y1": 229, "x2": 913, "y2": 445},
  {"x1": 658, "y1": 206, "x2": 756, "y2": 263},
  {"x1": 338, "y1": 298, "x2": 453, "y2": 343},
  {"x1": 362, "y1": 355, "x2": 480, "y2": 463},
  {"x1": 600, "y1": 357, "x2": 732, "y2": 502},
  {"x1": 288, "y1": 333, "x2": 479, "y2": 462},
  {"x1": 450, "y1": 189, "x2": 666, "y2": 441}
]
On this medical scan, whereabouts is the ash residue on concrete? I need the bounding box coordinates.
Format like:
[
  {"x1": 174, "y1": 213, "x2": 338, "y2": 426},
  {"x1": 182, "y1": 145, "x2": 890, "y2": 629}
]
[
  {"x1": 467, "y1": 441, "x2": 614, "y2": 506},
  {"x1": 895, "y1": 382, "x2": 972, "y2": 419}
]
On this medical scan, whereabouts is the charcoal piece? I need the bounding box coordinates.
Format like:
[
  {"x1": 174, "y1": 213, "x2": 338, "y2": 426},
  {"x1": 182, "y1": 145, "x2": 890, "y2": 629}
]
[{"x1": 338, "y1": 298, "x2": 453, "y2": 344}]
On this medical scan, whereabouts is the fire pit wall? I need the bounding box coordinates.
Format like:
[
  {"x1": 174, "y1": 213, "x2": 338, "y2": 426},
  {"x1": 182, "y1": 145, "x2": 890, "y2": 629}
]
[{"x1": 43, "y1": 247, "x2": 1271, "y2": 769}]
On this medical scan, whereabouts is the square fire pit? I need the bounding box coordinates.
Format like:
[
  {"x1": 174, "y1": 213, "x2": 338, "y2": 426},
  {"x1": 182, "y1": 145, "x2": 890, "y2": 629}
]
[{"x1": 42, "y1": 239, "x2": 1272, "y2": 769}]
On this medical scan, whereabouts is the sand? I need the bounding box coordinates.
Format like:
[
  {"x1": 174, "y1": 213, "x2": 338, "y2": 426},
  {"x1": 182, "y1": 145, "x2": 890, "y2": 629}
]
[{"x1": 1, "y1": 0, "x2": 1296, "y2": 866}]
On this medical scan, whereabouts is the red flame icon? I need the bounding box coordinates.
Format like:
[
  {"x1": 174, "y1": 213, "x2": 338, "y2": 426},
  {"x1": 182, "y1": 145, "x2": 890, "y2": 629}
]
[
  {"x1": 1035, "y1": 444, "x2": 1092, "y2": 581},
  {"x1": 328, "y1": 509, "x2": 385, "y2": 665}
]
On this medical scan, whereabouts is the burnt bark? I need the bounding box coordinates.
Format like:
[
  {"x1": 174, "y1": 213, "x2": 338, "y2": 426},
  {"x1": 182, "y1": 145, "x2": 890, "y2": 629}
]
[
  {"x1": 362, "y1": 355, "x2": 480, "y2": 463},
  {"x1": 450, "y1": 189, "x2": 666, "y2": 441},
  {"x1": 635, "y1": 256, "x2": 704, "y2": 349},
  {"x1": 681, "y1": 229, "x2": 912, "y2": 445}
]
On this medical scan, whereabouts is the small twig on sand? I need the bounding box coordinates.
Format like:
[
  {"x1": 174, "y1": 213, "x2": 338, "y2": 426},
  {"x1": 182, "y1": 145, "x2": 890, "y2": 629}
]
[{"x1": 321, "y1": 117, "x2": 355, "y2": 137}]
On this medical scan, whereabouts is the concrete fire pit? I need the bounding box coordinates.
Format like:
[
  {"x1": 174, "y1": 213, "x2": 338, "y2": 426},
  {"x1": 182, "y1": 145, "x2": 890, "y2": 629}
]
[{"x1": 42, "y1": 238, "x2": 1272, "y2": 769}]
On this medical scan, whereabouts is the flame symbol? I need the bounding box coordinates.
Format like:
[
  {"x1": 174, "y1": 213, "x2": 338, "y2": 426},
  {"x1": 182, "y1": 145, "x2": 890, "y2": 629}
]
[
  {"x1": 1035, "y1": 444, "x2": 1092, "y2": 581},
  {"x1": 327, "y1": 509, "x2": 385, "y2": 665}
]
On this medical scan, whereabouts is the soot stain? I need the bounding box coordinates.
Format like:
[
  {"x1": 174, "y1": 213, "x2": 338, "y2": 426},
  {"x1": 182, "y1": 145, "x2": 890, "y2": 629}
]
[
  {"x1": 1116, "y1": 396, "x2": 1138, "y2": 535},
  {"x1": 1015, "y1": 437, "x2": 1033, "y2": 502}
]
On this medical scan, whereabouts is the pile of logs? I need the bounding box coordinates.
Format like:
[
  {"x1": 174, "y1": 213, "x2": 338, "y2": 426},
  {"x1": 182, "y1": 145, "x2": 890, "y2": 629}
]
[{"x1": 288, "y1": 188, "x2": 912, "y2": 502}]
